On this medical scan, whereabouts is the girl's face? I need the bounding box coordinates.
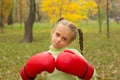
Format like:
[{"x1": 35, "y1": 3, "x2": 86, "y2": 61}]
[{"x1": 51, "y1": 23, "x2": 73, "y2": 49}]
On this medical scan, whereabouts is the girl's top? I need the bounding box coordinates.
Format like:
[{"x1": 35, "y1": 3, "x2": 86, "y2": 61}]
[{"x1": 44, "y1": 45, "x2": 85, "y2": 80}]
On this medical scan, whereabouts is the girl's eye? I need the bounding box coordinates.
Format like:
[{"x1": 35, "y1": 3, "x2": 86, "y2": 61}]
[
  {"x1": 55, "y1": 33, "x2": 60, "y2": 37},
  {"x1": 62, "y1": 37, "x2": 67, "y2": 42}
]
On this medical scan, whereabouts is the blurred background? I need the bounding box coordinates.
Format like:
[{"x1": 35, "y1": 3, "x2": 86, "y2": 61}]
[{"x1": 0, "y1": 0, "x2": 120, "y2": 80}]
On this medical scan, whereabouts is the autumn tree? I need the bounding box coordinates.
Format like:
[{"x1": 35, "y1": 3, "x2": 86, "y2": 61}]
[
  {"x1": 110, "y1": 0, "x2": 120, "y2": 24},
  {"x1": 24, "y1": 0, "x2": 36, "y2": 42},
  {"x1": 96, "y1": 0, "x2": 101, "y2": 33},
  {"x1": 0, "y1": 0, "x2": 12, "y2": 32},
  {"x1": 16, "y1": 0, "x2": 28, "y2": 23},
  {"x1": 40, "y1": 0, "x2": 97, "y2": 23},
  {"x1": 8, "y1": 5, "x2": 13, "y2": 25},
  {"x1": 95, "y1": 0, "x2": 114, "y2": 38},
  {"x1": 106, "y1": 0, "x2": 110, "y2": 38},
  {"x1": 36, "y1": 0, "x2": 42, "y2": 21}
]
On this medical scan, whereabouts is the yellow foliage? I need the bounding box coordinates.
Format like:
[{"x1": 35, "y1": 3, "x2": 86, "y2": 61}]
[
  {"x1": 0, "y1": 0, "x2": 12, "y2": 23},
  {"x1": 40, "y1": 0, "x2": 97, "y2": 23},
  {"x1": 16, "y1": 0, "x2": 28, "y2": 22}
]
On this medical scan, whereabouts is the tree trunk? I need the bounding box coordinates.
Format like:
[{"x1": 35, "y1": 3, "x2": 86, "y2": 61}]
[
  {"x1": 24, "y1": 0, "x2": 36, "y2": 42},
  {"x1": 0, "y1": 0, "x2": 4, "y2": 33},
  {"x1": 24, "y1": 21, "x2": 33, "y2": 42},
  {"x1": 36, "y1": 10, "x2": 41, "y2": 21},
  {"x1": 97, "y1": 0, "x2": 102, "y2": 33},
  {"x1": 106, "y1": 0, "x2": 110, "y2": 38},
  {"x1": 0, "y1": 15, "x2": 4, "y2": 33},
  {"x1": 8, "y1": 9, "x2": 13, "y2": 25}
]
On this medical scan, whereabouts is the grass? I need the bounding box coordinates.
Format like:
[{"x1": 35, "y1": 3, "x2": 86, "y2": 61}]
[{"x1": 0, "y1": 21, "x2": 120, "y2": 80}]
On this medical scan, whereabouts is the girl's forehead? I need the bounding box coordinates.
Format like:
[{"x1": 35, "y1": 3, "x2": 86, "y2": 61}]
[
  {"x1": 56, "y1": 23, "x2": 71, "y2": 31},
  {"x1": 55, "y1": 23, "x2": 73, "y2": 38}
]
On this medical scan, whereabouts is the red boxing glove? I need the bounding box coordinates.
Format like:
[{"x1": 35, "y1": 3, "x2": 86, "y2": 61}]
[
  {"x1": 20, "y1": 52, "x2": 55, "y2": 80},
  {"x1": 56, "y1": 50, "x2": 94, "y2": 80}
]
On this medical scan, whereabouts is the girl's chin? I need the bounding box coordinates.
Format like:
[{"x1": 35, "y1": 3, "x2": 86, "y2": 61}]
[
  {"x1": 53, "y1": 45, "x2": 61, "y2": 49},
  {"x1": 53, "y1": 46, "x2": 59, "y2": 49}
]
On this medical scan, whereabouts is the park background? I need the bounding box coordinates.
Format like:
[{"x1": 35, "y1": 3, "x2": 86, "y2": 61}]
[{"x1": 0, "y1": 0, "x2": 120, "y2": 80}]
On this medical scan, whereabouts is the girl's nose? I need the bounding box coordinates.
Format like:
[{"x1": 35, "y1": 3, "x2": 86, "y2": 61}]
[{"x1": 57, "y1": 37, "x2": 62, "y2": 43}]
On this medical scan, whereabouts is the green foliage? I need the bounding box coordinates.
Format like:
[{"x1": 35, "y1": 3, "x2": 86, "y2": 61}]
[{"x1": 0, "y1": 22, "x2": 120, "y2": 80}]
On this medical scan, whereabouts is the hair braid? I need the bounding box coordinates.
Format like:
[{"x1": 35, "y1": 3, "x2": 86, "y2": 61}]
[
  {"x1": 57, "y1": 17, "x2": 64, "y2": 22},
  {"x1": 77, "y1": 28, "x2": 84, "y2": 55}
]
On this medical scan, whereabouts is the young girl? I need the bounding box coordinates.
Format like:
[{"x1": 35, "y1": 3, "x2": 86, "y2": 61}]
[
  {"x1": 20, "y1": 17, "x2": 96, "y2": 80},
  {"x1": 45, "y1": 17, "x2": 82, "y2": 80},
  {"x1": 45, "y1": 17, "x2": 95, "y2": 80}
]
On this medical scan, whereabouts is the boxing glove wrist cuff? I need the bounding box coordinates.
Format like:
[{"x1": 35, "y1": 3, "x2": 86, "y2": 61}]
[
  {"x1": 24, "y1": 65, "x2": 36, "y2": 80},
  {"x1": 79, "y1": 63, "x2": 88, "y2": 79}
]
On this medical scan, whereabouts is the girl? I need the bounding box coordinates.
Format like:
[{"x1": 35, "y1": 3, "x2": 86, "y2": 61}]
[
  {"x1": 45, "y1": 17, "x2": 95, "y2": 80},
  {"x1": 20, "y1": 17, "x2": 96, "y2": 80}
]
